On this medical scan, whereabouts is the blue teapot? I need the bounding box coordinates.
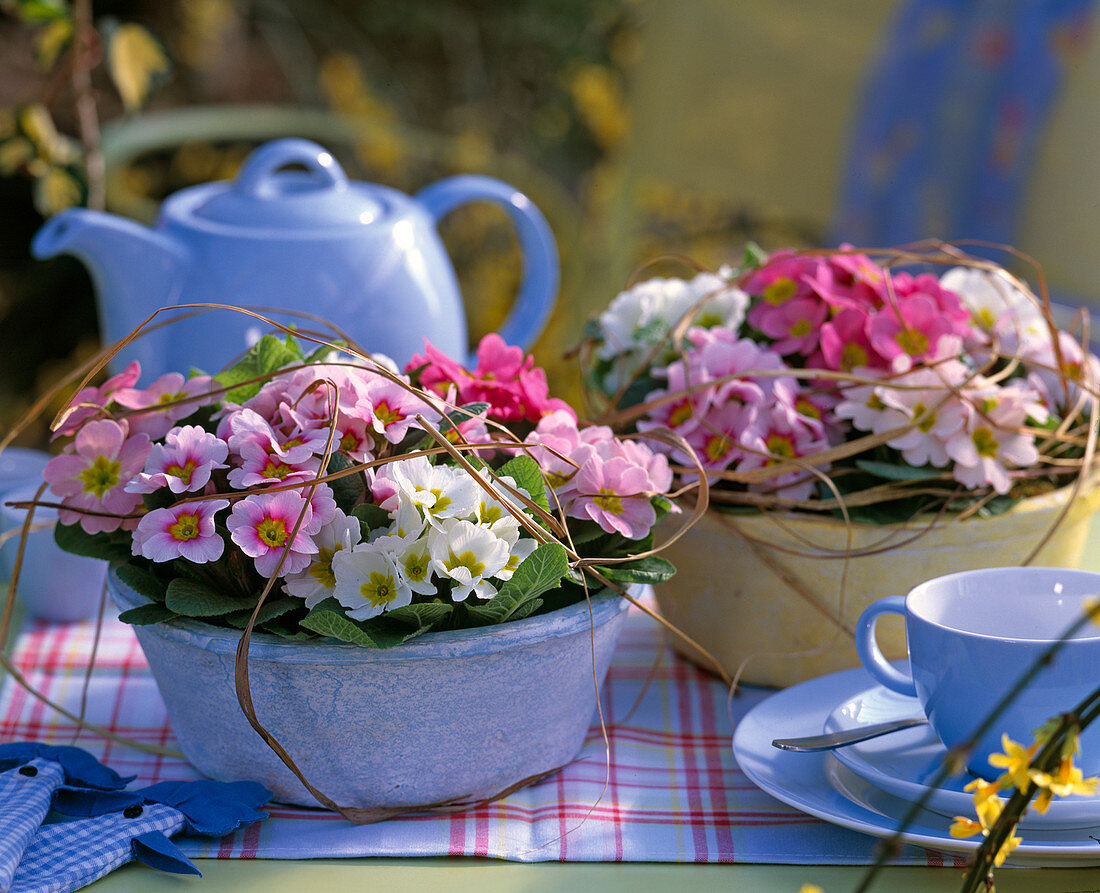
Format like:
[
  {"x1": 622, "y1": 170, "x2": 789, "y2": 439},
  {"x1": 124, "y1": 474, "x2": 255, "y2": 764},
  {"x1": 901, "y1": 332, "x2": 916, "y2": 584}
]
[{"x1": 31, "y1": 138, "x2": 559, "y2": 375}]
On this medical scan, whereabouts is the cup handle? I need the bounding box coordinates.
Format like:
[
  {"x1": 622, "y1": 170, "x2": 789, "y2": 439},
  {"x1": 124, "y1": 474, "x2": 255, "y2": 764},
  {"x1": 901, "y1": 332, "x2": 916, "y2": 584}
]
[
  {"x1": 415, "y1": 175, "x2": 559, "y2": 364},
  {"x1": 855, "y1": 595, "x2": 917, "y2": 696}
]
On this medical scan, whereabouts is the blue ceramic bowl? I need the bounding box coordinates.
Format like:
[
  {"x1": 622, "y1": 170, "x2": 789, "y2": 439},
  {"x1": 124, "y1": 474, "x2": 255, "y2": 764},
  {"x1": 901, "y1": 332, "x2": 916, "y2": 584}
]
[{"x1": 109, "y1": 569, "x2": 631, "y2": 809}]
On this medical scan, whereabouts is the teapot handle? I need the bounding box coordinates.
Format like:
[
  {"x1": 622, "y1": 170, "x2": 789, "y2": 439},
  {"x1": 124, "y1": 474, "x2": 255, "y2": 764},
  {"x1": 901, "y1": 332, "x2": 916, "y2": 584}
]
[{"x1": 414, "y1": 176, "x2": 559, "y2": 363}]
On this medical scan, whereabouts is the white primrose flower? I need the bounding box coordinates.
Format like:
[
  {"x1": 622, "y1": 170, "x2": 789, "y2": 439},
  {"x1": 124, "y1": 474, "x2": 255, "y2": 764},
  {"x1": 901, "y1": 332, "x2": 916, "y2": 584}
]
[
  {"x1": 392, "y1": 535, "x2": 436, "y2": 596},
  {"x1": 331, "y1": 545, "x2": 413, "y2": 620},
  {"x1": 388, "y1": 456, "x2": 478, "y2": 528},
  {"x1": 940, "y1": 266, "x2": 1047, "y2": 344},
  {"x1": 428, "y1": 518, "x2": 510, "y2": 602},
  {"x1": 473, "y1": 470, "x2": 531, "y2": 547},
  {"x1": 496, "y1": 537, "x2": 538, "y2": 582},
  {"x1": 596, "y1": 270, "x2": 748, "y2": 389},
  {"x1": 282, "y1": 509, "x2": 362, "y2": 608}
]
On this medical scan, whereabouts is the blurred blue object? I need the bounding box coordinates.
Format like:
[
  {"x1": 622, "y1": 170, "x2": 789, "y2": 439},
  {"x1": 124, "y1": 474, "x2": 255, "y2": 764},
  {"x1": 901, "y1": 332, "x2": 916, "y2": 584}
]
[{"x1": 835, "y1": 0, "x2": 1097, "y2": 253}]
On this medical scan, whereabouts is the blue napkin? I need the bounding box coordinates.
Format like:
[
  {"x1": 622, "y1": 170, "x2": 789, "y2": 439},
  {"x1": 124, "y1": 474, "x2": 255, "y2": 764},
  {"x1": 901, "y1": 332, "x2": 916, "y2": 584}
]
[
  {"x1": 0, "y1": 743, "x2": 131, "y2": 891},
  {"x1": 10, "y1": 778, "x2": 272, "y2": 892}
]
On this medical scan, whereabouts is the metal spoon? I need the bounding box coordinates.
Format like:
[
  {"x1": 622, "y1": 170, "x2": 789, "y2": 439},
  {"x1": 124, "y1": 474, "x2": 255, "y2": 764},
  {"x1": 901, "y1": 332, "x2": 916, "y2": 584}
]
[{"x1": 771, "y1": 718, "x2": 928, "y2": 752}]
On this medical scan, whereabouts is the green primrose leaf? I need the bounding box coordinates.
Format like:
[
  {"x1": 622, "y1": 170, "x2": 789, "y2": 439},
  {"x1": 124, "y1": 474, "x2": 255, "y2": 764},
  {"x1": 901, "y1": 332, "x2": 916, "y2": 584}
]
[
  {"x1": 595, "y1": 555, "x2": 676, "y2": 585},
  {"x1": 118, "y1": 603, "x2": 176, "y2": 626},
  {"x1": 465, "y1": 542, "x2": 568, "y2": 625},
  {"x1": 325, "y1": 452, "x2": 365, "y2": 514},
  {"x1": 165, "y1": 578, "x2": 256, "y2": 617},
  {"x1": 855, "y1": 459, "x2": 945, "y2": 482},
  {"x1": 300, "y1": 599, "x2": 429, "y2": 648},
  {"x1": 53, "y1": 523, "x2": 131, "y2": 562},
  {"x1": 350, "y1": 502, "x2": 392, "y2": 534},
  {"x1": 215, "y1": 334, "x2": 305, "y2": 403},
  {"x1": 115, "y1": 562, "x2": 167, "y2": 603},
  {"x1": 223, "y1": 597, "x2": 302, "y2": 629},
  {"x1": 496, "y1": 455, "x2": 550, "y2": 512}
]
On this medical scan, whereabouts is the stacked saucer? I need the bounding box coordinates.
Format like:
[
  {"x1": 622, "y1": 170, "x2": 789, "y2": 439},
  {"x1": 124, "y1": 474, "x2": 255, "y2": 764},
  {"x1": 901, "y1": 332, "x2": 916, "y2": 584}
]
[{"x1": 732, "y1": 665, "x2": 1100, "y2": 865}]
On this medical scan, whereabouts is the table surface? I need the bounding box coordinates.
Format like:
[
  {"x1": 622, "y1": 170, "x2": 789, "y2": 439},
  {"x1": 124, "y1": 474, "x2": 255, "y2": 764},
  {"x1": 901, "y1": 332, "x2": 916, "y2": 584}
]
[{"x1": 9, "y1": 524, "x2": 1100, "y2": 893}]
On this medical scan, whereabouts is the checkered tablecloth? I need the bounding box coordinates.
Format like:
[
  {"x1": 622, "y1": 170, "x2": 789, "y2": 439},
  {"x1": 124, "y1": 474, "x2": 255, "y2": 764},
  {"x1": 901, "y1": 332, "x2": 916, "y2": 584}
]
[{"x1": 0, "y1": 603, "x2": 952, "y2": 865}]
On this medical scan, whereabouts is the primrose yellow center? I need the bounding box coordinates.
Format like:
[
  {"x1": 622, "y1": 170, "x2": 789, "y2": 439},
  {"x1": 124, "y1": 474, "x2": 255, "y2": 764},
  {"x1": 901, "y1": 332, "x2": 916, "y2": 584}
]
[
  {"x1": 695, "y1": 310, "x2": 722, "y2": 328},
  {"x1": 447, "y1": 550, "x2": 486, "y2": 577},
  {"x1": 866, "y1": 393, "x2": 887, "y2": 411},
  {"x1": 911, "y1": 402, "x2": 936, "y2": 433},
  {"x1": 841, "y1": 343, "x2": 868, "y2": 370},
  {"x1": 156, "y1": 391, "x2": 185, "y2": 407},
  {"x1": 766, "y1": 434, "x2": 796, "y2": 462},
  {"x1": 668, "y1": 401, "x2": 694, "y2": 427},
  {"x1": 361, "y1": 571, "x2": 397, "y2": 607},
  {"x1": 257, "y1": 517, "x2": 289, "y2": 549},
  {"x1": 339, "y1": 431, "x2": 360, "y2": 453},
  {"x1": 262, "y1": 460, "x2": 292, "y2": 480},
  {"x1": 895, "y1": 327, "x2": 929, "y2": 357},
  {"x1": 166, "y1": 459, "x2": 197, "y2": 484},
  {"x1": 980, "y1": 397, "x2": 999, "y2": 414},
  {"x1": 789, "y1": 318, "x2": 813, "y2": 338},
  {"x1": 168, "y1": 512, "x2": 201, "y2": 542},
  {"x1": 705, "y1": 435, "x2": 732, "y2": 462},
  {"x1": 546, "y1": 470, "x2": 570, "y2": 489},
  {"x1": 403, "y1": 553, "x2": 430, "y2": 582},
  {"x1": 972, "y1": 426, "x2": 999, "y2": 458},
  {"x1": 974, "y1": 308, "x2": 997, "y2": 329},
  {"x1": 795, "y1": 399, "x2": 821, "y2": 420},
  {"x1": 763, "y1": 278, "x2": 797, "y2": 306},
  {"x1": 593, "y1": 488, "x2": 624, "y2": 515},
  {"x1": 308, "y1": 546, "x2": 338, "y2": 588},
  {"x1": 481, "y1": 504, "x2": 503, "y2": 523},
  {"x1": 375, "y1": 402, "x2": 403, "y2": 426},
  {"x1": 503, "y1": 553, "x2": 521, "y2": 573},
  {"x1": 78, "y1": 455, "x2": 121, "y2": 498}
]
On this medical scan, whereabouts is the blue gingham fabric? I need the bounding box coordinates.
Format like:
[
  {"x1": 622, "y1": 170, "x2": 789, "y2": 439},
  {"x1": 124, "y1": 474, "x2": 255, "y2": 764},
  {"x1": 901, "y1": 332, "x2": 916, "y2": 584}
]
[
  {"x1": 0, "y1": 759, "x2": 64, "y2": 892},
  {"x1": 9, "y1": 803, "x2": 187, "y2": 893},
  {"x1": 7, "y1": 778, "x2": 272, "y2": 892}
]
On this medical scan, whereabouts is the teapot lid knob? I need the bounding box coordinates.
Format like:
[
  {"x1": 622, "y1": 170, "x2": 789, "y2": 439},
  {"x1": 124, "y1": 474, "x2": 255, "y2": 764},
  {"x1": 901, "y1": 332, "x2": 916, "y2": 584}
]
[{"x1": 234, "y1": 138, "x2": 349, "y2": 199}]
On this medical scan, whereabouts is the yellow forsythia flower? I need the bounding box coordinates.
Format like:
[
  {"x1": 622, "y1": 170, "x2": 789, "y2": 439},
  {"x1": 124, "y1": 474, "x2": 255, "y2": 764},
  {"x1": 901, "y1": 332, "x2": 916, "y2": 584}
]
[{"x1": 988, "y1": 734, "x2": 1036, "y2": 792}]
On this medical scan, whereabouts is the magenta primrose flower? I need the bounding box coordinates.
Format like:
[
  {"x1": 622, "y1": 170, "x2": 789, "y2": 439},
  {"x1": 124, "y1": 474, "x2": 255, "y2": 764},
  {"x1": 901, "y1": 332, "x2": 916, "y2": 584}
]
[
  {"x1": 227, "y1": 490, "x2": 324, "y2": 578},
  {"x1": 44, "y1": 419, "x2": 150, "y2": 533},
  {"x1": 132, "y1": 498, "x2": 230, "y2": 563},
  {"x1": 408, "y1": 333, "x2": 575, "y2": 423}
]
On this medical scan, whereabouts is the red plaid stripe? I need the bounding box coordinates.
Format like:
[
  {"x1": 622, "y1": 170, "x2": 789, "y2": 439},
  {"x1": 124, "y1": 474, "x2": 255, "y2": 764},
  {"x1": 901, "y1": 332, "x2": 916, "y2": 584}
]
[{"x1": 0, "y1": 603, "x2": 946, "y2": 864}]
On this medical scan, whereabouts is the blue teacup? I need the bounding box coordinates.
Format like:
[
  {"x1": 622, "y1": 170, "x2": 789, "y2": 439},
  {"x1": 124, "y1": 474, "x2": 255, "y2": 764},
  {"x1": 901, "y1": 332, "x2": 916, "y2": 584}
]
[{"x1": 856, "y1": 566, "x2": 1100, "y2": 779}]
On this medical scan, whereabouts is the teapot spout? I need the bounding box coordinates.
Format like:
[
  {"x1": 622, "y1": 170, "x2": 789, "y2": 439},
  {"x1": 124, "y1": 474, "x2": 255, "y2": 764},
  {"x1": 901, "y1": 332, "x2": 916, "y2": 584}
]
[{"x1": 31, "y1": 209, "x2": 190, "y2": 367}]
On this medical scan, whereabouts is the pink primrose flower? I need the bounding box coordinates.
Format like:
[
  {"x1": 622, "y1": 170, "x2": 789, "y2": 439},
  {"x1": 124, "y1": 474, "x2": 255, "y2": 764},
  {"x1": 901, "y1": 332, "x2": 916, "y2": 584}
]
[
  {"x1": 737, "y1": 401, "x2": 830, "y2": 500},
  {"x1": 132, "y1": 497, "x2": 229, "y2": 563},
  {"x1": 44, "y1": 419, "x2": 151, "y2": 533},
  {"x1": 127, "y1": 425, "x2": 229, "y2": 494},
  {"x1": 743, "y1": 251, "x2": 820, "y2": 312},
  {"x1": 226, "y1": 437, "x2": 321, "y2": 489},
  {"x1": 52, "y1": 361, "x2": 141, "y2": 440},
  {"x1": 1023, "y1": 331, "x2": 1100, "y2": 413},
  {"x1": 523, "y1": 412, "x2": 673, "y2": 537},
  {"x1": 227, "y1": 490, "x2": 323, "y2": 577},
  {"x1": 751, "y1": 294, "x2": 828, "y2": 357},
  {"x1": 867, "y1": 293, "x2": 964, "y2": 373},
  {"x1": 113, "y1": 372, "x2": 216, "y2": 440},
  {"x1": 891, "y1": 272, "x2": 971, "y2": 328},
  {"x1": 945, "y1": 385, "x2": 1043, "y2": 495},
  {"x1": 361, "y1": 377, "x2": 442, "y2": 443},
  {"x1": 570, "y1": 455, "x2": 658, "y2": 540}
]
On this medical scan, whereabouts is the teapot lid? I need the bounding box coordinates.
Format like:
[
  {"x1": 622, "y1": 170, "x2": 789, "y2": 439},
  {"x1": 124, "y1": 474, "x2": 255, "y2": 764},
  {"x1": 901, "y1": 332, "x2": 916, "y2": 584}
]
[{"x1": 179, "y1": 139, "x2": 387, "y2": 230}]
